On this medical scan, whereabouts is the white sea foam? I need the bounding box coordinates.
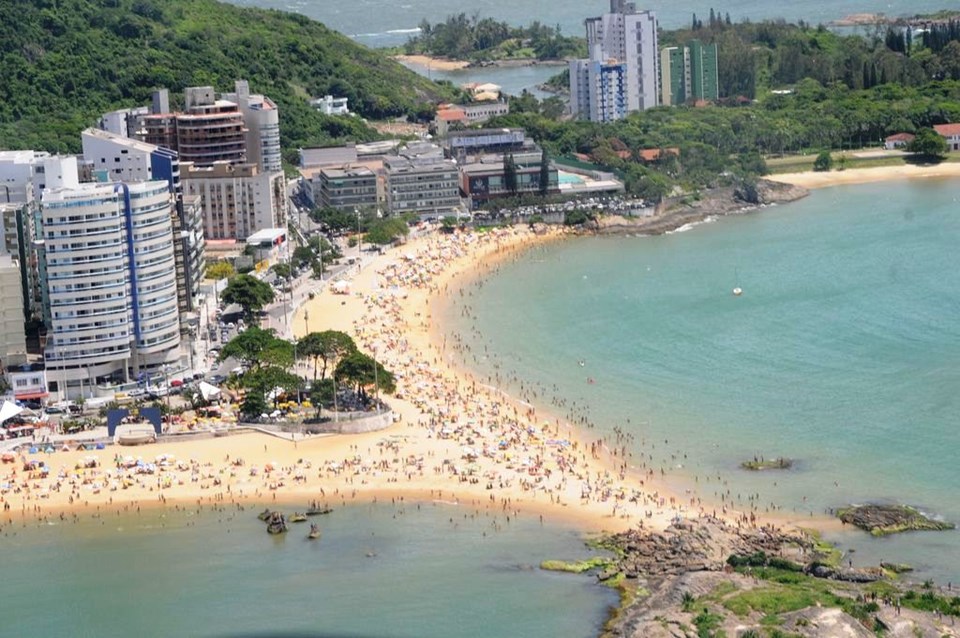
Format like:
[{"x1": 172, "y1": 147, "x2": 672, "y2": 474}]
[{"x1": 666, "y1": 216, "x2": 716, "y2": 234}]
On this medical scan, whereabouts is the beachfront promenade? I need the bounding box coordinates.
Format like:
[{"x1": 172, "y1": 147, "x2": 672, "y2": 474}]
[{"x1": 1, "y1": 225, "x2": 779, "y2": 537}]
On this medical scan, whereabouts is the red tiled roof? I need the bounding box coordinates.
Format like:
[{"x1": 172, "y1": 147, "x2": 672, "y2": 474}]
[
  {"x1": 638, "y1": 148, "x2": 680, "y2": 162},
  {"x1": 437, "y1": 108, "x2": 467, "y2": 121},
  {"x1": 885, "y1": 133, "x2": 915, "y2": 142},
  {"x1": 933, "y1": 123, "x2": 960, "y2": 137}
]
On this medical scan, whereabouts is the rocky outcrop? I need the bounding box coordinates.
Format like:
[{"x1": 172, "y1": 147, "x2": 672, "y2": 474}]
[
  {"x1": 591, "y1": 179, "x2": 809, "y2": 236},
  {"x1": 837, "y1": 504, "x2": 955, "y2": 536},
  {"x1": 609, "y1": 516, "x2": 807, "y2": 578}
]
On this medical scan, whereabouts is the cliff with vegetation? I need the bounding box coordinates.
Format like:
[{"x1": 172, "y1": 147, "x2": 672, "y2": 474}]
[
  {"x1": 404, "y1": 14, "x2": 585, "y2": 62},
  {"x1": 499, "y1": 9, "x2": 960, "y2": 201},
  {"x1": 0, "y1": 0, "x2": 456, "y2": 159}
]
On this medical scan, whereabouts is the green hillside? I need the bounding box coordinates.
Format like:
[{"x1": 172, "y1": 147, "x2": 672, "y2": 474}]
[{"x1": 0, "y1": 0, "x2": 456, "y2": 158}]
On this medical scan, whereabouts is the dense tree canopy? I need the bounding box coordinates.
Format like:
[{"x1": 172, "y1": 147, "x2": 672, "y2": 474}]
[
  {"x1": 406, "y1": 14, "x2": 584, "y2": 61},
  {"x1": 907, "y1": 127, "x2": 948, "y2": 157},
  {"x1": 220, "y1": 274, "x2": 275, "y2": 321},
  {"x1": 0, "y1": 0, "x2": 456, "y2": 156},
  {"x1": 335, "y1": 351, "x2": 396, "y2": 398},
  {"x1": 297, "y1": 330, "x2": 357, "y2": 381}
]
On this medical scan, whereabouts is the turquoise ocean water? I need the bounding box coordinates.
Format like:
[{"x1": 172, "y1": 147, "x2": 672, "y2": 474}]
[
  {"x1": 1, "y1": 503, "x2": 614, "y2": 637},
  {"x1": 444, "y1": 180, "x2": 960, "y2": 583}
]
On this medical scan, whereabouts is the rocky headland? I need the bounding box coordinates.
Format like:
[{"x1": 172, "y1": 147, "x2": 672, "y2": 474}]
[
  {"x1": 589, "y1": 179, "x2": 809, "y2": 236},
  {"x1": 542, "y1": 516, "x2": 960, "y2": 638},
  {"x1": 838, "y1": 504, "x2": 956, "y2": 537}
]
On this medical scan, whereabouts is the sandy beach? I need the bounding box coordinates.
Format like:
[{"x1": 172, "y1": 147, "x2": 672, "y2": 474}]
[
  {"x1": 771, "y1": 161, "x2": 960, "y2": 189},
  {"x1": 394, "y1": 54, "x2": 470, "y2": 71},
  {"x1": 1, "y1": 225, "x2": 813, "y2": 539}
]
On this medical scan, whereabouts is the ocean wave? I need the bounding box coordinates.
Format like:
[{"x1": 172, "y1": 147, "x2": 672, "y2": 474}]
[
  {"x1": 351, "y1": 27, "x2": 421, "y2": 38},
  {"x1": 665, "y1": 216, "x2": 717, "y2": 234}
]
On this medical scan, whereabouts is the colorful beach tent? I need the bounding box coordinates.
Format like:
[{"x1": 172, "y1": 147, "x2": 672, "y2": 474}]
[{"x1": 0, "y1": 400, "x2": 23, "y2": 424}]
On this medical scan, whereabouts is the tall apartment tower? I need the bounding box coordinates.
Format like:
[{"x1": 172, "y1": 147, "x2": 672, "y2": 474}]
[
  {"x1": 81, "y1": 128, "x2": 206, "y2": 314},
  {"x1": 142, "y1": 87, "x2": 248, "y2": 166},
  {"x1": 660, "y1": 39, "x2": 719, "y2": 105},
  {"x1": 38, "y1": 160, "x2": 180, "y2": 396},
  {"x1": 571, "y1": 0, "x2": 659, "y2": 120},
  {"x1": 223, "y1": 80, "x2": 283, "y2": 173},
  {"x1": 570, "y1": 44, "x2": 629, "y2": 123}
]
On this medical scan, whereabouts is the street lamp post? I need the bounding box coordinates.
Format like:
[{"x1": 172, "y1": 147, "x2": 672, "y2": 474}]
[
  {"x1": 292, "y1": 339, "x2": 302, "y2": 405},
  {"x1": 355, "y1": 207, "x2": 362, "y2": 270},
  {"x1": 372, "y1": 349, "x2": 379, "y2": 415}
]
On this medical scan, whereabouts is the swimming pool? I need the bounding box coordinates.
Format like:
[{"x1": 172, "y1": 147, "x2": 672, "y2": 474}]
[{"x1": 557, "y1": 170, "x2": 586, "y2": 185}]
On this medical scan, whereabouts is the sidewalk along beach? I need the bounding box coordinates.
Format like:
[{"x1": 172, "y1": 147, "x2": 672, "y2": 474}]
[{"x1": 1, "y1": 225, "x2": 806, "y2": 538}]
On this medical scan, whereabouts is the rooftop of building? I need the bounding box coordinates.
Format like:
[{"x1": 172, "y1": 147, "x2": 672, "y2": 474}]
[
  {"x1": 321, "y1": 166, "x2": 376, "y2": 179},
  {"x1": 245, "y1": 228, "x2": 286, "y2": 244},
  {"x1": 299, "y1": 159, "x2": 384, "y2": 180},
  {"x1": 0, "y1": 150, "x2": 50, "y2": 164},
  {"x1": 82, "y1": 128, "x2": 160, "y2": 154},
  {"x1": 180, "y1": 161, "x2": 261, "y2": 178},
  {"x1": 447, "y1": 127, "x2": 525, "y2": 140},
  {"x1": 384, "y1": 156, "x2": 457, "y2": 174},
  {"x1": 0, "y1": 253, "x2": 18, "y2": 269},
  {"x1": 41, "y1": 178, "x2": 168, "y2": 200},
  {"x1": 933, "y1": 123, "x2": 960, "y2": 136}
]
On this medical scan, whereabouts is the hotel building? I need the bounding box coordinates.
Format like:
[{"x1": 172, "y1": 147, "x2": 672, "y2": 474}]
[{"x1": 39, "y1": 161, "x2": 180, "y2": 395}]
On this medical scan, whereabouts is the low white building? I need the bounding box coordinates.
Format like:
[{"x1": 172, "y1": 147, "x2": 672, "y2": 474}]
[
  {"x1": 245, "y1": 228, "x2": 288, "y2": 264},
  {"x1": 7, "y1": 363, "x2": 48, "y2": 404},
  {"x1": 310, "y1": 95, "x2": 350, "y2": 116},
  {"x1": 933, "y1": 124, "x2": 960, "y2": 151}
]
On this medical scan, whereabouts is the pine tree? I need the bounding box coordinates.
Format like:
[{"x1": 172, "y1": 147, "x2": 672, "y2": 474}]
[
  {"x1": 538, "y1": 150, "x2": 550, "y2": 196},
  {"x1": 503, "y1": 153, "x2": 518, "y2": 194}
]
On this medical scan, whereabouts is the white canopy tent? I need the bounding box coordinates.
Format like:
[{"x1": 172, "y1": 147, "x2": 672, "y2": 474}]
[
  {"x1": 0, "y1": 400, "x2": 23, "y2": 424},
  {"x1": 198, "y1": 382, "x2": 222, "y2": 402}
]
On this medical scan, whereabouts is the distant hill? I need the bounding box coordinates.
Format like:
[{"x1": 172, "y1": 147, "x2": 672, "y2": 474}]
[{"x1": 0, "y1": 0, "x2": 456, "y2": 159}]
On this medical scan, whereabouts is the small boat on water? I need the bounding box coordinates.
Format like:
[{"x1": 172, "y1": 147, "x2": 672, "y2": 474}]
[
  {"x1": 257, "y1": 508, "x2": 272, "y2": 521},
  {"x1": 732, "y1": 287, "x2": 743, "y2": 296},
  {"x1": 305, "y1": 505, "x2": 333, "y2": 516},
  {"x1": 307, "y1": 524, "x2": 321, "y2": 540},
  {"x1": 289, "y1": 513, "x2": 308, "y2": 523},
  {"x1": 265, "y1": 511, "x2": 288, "y2": 535}
]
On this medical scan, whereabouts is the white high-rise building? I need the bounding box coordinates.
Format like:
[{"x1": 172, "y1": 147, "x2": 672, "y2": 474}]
[
  {"x1": 570, "y1": 0, "x2": 659, "y2": 120},
  {"x1": 39, "y1": 164, "x2": 180, "y2": 395},
  {"x1": 223, "y1": 80, "x2": 283, "y2": 173},
  {"x1": 82, "y1": 128, "x2": 207, "y2": 313},
  {"x1": 0, "y1": 254, "x2": 27, "y2": 369},
  {"x1": 570, "y1": 45, "x2": 629, "y2": 123}
]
